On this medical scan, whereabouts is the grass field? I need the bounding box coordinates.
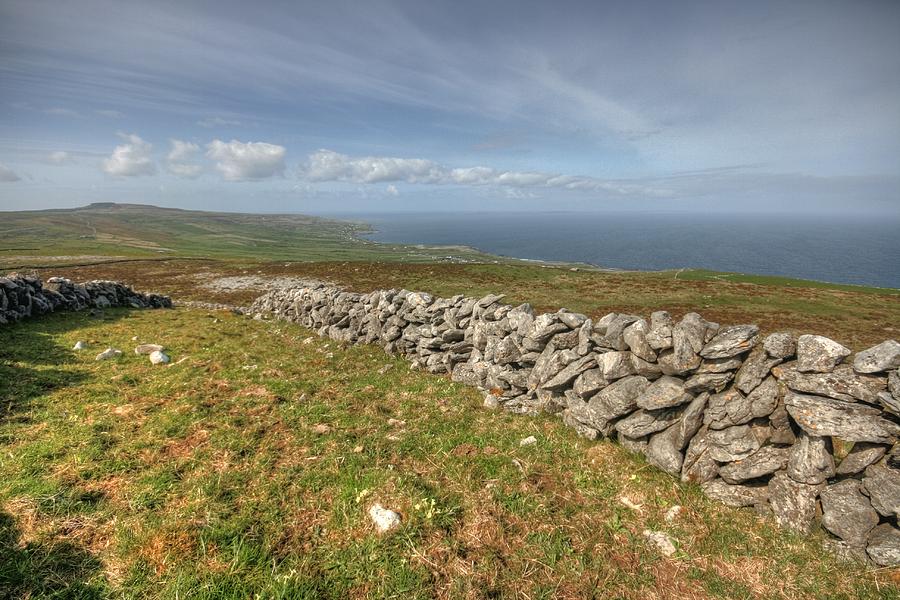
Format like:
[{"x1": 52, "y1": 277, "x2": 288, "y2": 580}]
[{"x1": 2, "y1": 307, "x2": 898, "y2": 599}]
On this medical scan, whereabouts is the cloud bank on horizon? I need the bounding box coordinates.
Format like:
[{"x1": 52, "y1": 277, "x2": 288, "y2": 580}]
[{"x1": 0, "y1": 0, "x2": 898, "y2": 214}]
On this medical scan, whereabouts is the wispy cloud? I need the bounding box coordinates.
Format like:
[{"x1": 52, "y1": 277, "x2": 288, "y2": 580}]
[
  {"x1": 95, "y1": 109, "x2": 124, "y2": 119},
  {"x1": 102, "y1": 133, "x2": 156, "y2": 176},
  {"x1": 302, "y1": 149, "x2": 672, "y2": 197},
  {"x1": 206, "y1": 139, "x2": 285, "y2": 181},
  {"x1": 197, "y1": 116, "x2": 242, "y2": 128},
  {"x1": 166, "y1": 139, "x2": 203, "y2": 178},
  {"x1": 0, "y1": 163, "x2": 21, "y2": 182},
  {"x1": 47, "y1": 150, "x2": 72, "y2": 164}
]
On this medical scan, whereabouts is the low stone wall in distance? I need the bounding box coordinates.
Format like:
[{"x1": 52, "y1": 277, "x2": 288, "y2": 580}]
[
  {"x1": 250, "y1": 283, "x2": 900, "y2": 567},
  {"x1": 0, "y1": 274, "x2": 172, "y2": 325}
]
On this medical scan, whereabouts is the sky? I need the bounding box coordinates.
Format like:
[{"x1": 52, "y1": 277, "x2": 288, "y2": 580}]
[{"x1": 0, "y1": 0, "x2": 899, "y2": 215}]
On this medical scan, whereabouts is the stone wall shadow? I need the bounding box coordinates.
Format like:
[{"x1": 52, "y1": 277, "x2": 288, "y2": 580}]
[
  {"x1": 0, "y1": 510, "x2": 106, "y2": 599},
  {"x1": 0, "y1": 309, "x2": 135, "y2": 430}
]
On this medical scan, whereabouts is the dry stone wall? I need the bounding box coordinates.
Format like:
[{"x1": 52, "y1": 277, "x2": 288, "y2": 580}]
[
  {"x1": 250, "y1": 282, "x2": 900, "y2": 567},
  {"x1": 0, "y1": 274, "x2": 172, "y2": 325}
]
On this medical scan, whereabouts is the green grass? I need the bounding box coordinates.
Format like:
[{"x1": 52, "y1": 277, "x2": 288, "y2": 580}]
[{"x1": 1, "y1": 308, "x2": 897, "y2": 599}]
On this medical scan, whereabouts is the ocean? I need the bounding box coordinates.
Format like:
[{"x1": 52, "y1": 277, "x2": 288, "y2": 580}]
[{"x1": 339, "y1": 211, "x2": 900, "y2": 289}]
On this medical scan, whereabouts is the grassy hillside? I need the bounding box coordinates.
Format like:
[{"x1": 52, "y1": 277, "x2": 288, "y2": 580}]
[
  {"x1": 0, "y1": 203, "x2": 502, "y2": 264},
  {"x1": 1, "y1": 307, "x2": 897, "y2": 599}
]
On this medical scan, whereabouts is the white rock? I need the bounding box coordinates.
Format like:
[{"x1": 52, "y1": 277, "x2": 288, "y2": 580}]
[
  {"x1": 642, "y1": 529, "x2": 677, "y2": 556},
  {"x1": 149, "y1": 350, "x2": 170, "y2": 365},
  {"x1": 368, "y1": 503, "x2": 401, "y2": 532},
  {"x1": 73, "y1": 341, "x2": 87, "y2": 350},
  {"x1": 664, "y1": 505, "x2": 683, "y2": 523},
  {"x1": 135, "y1": 343, "x2": 165, "y2": 355},
  {"x1": 519, "y1": 435, "x2": 538, "y2": 446},
  {"x1": 797, "y1": 335, "x2": 851, "y2": 373},
  {"x1": 95, "y1": 348, "x2": 122, "y2": 361}
]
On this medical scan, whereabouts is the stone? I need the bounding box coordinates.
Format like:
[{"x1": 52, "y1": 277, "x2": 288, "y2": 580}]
[
  {"x1": 796, "y1": 334, "x2": 851, "y2": 373},
  {"x1": 820, "y1": 479, "x2": 879, "y2": 548},
  {"x1": 861, "y1": 462, "x2": 900, "y2": 518},
  {"x1": 135, "y1": 343, "x2": 165, "y2": 355},
  {"x1": 589, "y1": 375, "x2": 650, "y2": 417},
  {"x1": 636, "y1": 375, "x2": 692, "y2": 410},
  {"x1": 853, "y1": 339, "x2": 900, "y2": 374},
  {"x1": 700, "y1": 325, "x2": 759, "y2": 359},
  {"x1": 890, "y1": 369, "x2": 900, "y2": 401},
  {"x1": 657, "y1": 348, "x2": 701, "y2": 376},
  {"x1": 73, "y1": 341, "x2": 86, "y2": 350},
  {"x1": 95, "y1": 347, "x2": 122, "y2": 360},
  {"x1": 618, "y1": 434, "x2": 648, "y2": 454},
  {"x1": 623, "y1": 319, "x2": 657, "y2": 362},
  {"x1": 877, "y1": 391, "x2": 900, "y2": 415},
  {"x1": 615, "y1": 405, "x2": 683, "y2": 438},
  {"x1": 866, "y1": 524, "x2": 900, "y2": 567},
  {"x1": 368, "y1": 503, "x2": 401, "y2": 532},
  {"x1": 763, "y1": 332, "x2": 796, "y2": 359},
  {"x1": 646, "y1": 423, "x2": 684, "y2": 475},
  {"x1": 149, "y1": 350, "x2": 170, "y2": 365},
  {"x1": 599, "y1": 314, "x2": 641, "y2": 350},
  {"x1": 681, "y1": 426, "x2": 719, "y2": 483},
  {"x1": 683, "y1": 372, "x2": 733, "y2": 393},
  {"x1": 701, "y1": 479, "x2": 768, "y2": 507},
  {"x1": 664, "y1": 505, "x2": 682, "y2": 523},
  {"x1": 597, "y1": 351, "x2": 636, "y2": 380},
  {"x1": 768, "y1": 472, "x2": 822, "y2": 533},
  {"x1": 519, "y1": 435, "x2": 538, "y2": 446},
  {"x1": 836, "y1": 442, "x2": 888, "y2": 475},
  {"x1": 631, "y1": 354, "x2": 663, "y2": 378},
  {"x1": 707, "y1": 425, "x2": 761, "y2": 463},
  {"x1": 542, "y1": 354, "x2": 596, "y2": 390},
  {"x1": 744, "y1": 376, "x2": 779, "y2": 419},
  {"x1": 772, "y1": 363, "x2": 886, "y2": 404},
  {"x1": 785, "y1": 391, "x2": 900, "y2": 443},
  {"x1": 561, "y1": 410, "x2": 601, "y2": 440},
  {"x1": 734, "y1": 348, "x2": 783, "y2": 394},
  {"x1": 642, "y1": 530, "x2": 677, "y2": 557},
  {"x1": 572, "y1": 368, "x2": 609, "y2": 399},
  {"x1": 787, "y1": 432, "x2": 835, "y2": 485},
  {"x1": 768, "y1": 401, "x2": 796, "y2": 445},
  {"x1": 646, "y1": 311, "x2": 673, "y2": 350},
  {"x1": 557, "y1": 311, "x2": 587, "y2": 329},
  {"x1": 704, "y1": 389, "x2": 752, "y2": 429},
  {"x1": 674, "y1": 392, "x2": 708, "y2": 450},
  {"x1": 719, "y1": 446, "x2": 789, "y2": 484},
  {"x1": 698, "y1": 356, "x2": 744, "y2": 373}
]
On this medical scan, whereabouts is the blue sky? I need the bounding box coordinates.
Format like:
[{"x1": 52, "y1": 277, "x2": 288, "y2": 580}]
[{"x1": 1, "y1": 0, "x2": 898, "y2": 214}]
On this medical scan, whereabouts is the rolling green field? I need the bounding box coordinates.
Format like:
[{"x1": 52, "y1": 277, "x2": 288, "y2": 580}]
[{"x1": 2, "y1": 308, "x2": 897, "y2": 599}]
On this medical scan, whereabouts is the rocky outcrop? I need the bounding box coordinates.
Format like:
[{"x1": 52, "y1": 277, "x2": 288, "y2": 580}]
[
  {"x1": 0, "y1": 274, "x2": 171, "y2": 325},
  {"x1": 250, "y1": 282, "x2": 900, "y2": 567}
]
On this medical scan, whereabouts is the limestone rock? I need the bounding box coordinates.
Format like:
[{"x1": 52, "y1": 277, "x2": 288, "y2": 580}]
[
  {"x1": 763, "y1": 332, "x2": 796, "y2": 359},
  {"x1": 796, "y1": 334, "x2": 851, "y2": 373},
  {"x1": 768, "y1": 401, "x2": 797, "y2": 445},
  {"x1": 95, "y1": 347, "x2": 122, "y2": 361},
  {"x1": 698, "y1": 356, "x2": 744, "y2": 373},
  {"x1": 785, "y1": 391, "x2": 900, "y2": 443},
  {"x1": 674, "y1": 392, "x2": 708, "y2": 450},
  {"x1": 877, "y1": 391, "x2": 900, "y2": 415},
  {"x1": 719, "y1": 446, "x2": 789, "y2": 484},
  {"x1": 889, "y1": 369, "x2": 900, "y2": 401},
  {"x1": 135, "y1": 343, "x2": 165, "y2": 355},
  {"x1": 787, "y1": 432, "x2": 835, "y2": 485},
  {"x1": 561, "y1": 409, "x2": 601, "y2": 440},
  {"x1": 542, "y1": 354, "x2": 596, "y2": 390},
  {"x1": 572, "y1": 368, "x2": 609, "y2": 399},
  {"x1": 861, "y1": 462, "x2": 900, "y2": 518},
  {"x1": 684, "y1": 372, "x2": 733, "y2": 393},
  {"x1": 700, "y1": 325, "x2": 759, "y2": 359},
  {"x1": 73, "y1": 340, "x2": 86, "y2": 350},
  {"x1": 772, "y1": 363, "x2": 886, "y2": 404},
  {"x1": 734, "y1": 348, "x2": 782, "y2": 394},
  {"x1": 820, "y1": 479, "x2": 879, "y2": 548},
  {"x1": 636, "y1": 375, "x2": 692, "y2": 410},
  {"x1": 866, "y1": 524, "x2": 900, "y2": 567},
  {"x1": 646, "y1": 311, "x2": 673, "y2": 350},
  {"x1": 597, "y1": 351, "x2": 636, "y2": 380},
  {"x1": 615, "y1": 405, "x2": 684, "y2": 438},
  {"x1": 149, "y1": 350, "x2": 170, "y2": 365},
  {"x1": 623, "y1": 319, "x2": 657, "y2": 362},
  {"x1": 590, "y1": 375, "x2": 650, "y2": 417},
  {"x1": 681, "y1": 426, "x2": 718, "y2": 483},
  {"x1": 642, "y1": 530, "x2": 677, "y2": 557},
  {"x1": 853, "y1": 339, "x2": 900, "y2": 374},
  {"x1": 768, "y1": 472, "x2": 822, "y2": 533},
  {"x1": 368, "y1": 503, "x2": 401, "y2": 532},
  {"x1": 701, "y1": 479, "x2": 768, "y2": 507},
  {"x1": 619, "y1": 434, "x2": 649, "y2": 454},
  {"x1": 836, "y1": 442, "x2": 887, "y2": 475},
  {"x1": 646, "y1": 423, "x2": 684, "y2": 475},
  {"x1": 707, "y1": 424, "x2": 761, "y2": 463}
]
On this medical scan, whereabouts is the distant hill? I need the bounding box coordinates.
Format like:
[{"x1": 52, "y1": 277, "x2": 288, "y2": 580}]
[{"x1": 0, "y1": 203, "x2": 500, "y2": 265}]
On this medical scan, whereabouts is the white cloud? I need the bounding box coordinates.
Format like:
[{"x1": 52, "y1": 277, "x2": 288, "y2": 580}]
[
  {"x1": 206, "y1": 139, "x2": 286, "y2": 181},
  {"x1": 197, "y1": 116, "x2": 242, "y2": 128},
  {"x1": 0, "y1": 163, "x2": 21, "y2": 182},
  {"x1": 166, "y1": 139, "x2": 203, "y2": 178},
  {"x1": 302, "y1": 149, "x2": 672, "y2": 197},
  {"x1": 47, "y1": 151, "x2": 72, "y2": 164},
  {"x1": 102, "y1": 133, "x2": 156, "y2": 176},
  {"x1": 385, "y1": 184, "x2": 399, "y2": 196},
  {"x1": 44, "y1": 107, "x2": 80, "y2": 117}
]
